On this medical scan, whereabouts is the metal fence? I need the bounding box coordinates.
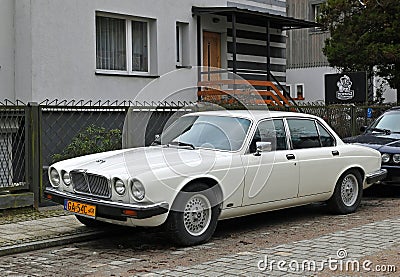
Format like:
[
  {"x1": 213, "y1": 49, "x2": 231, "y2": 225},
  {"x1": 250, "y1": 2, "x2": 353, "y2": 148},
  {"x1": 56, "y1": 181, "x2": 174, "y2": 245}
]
[
  {"x1": 0, "y1": 99, "x2": 396, "y2": 208},
  {"x1": 0, "y1": 102, "x2": 26, "y2": 192}
]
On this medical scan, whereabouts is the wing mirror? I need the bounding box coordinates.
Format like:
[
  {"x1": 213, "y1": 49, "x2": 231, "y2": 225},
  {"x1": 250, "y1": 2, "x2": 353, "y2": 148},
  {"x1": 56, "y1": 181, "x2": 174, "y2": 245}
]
[{"x1": 254, "y1": 141, "x2": 272, "y2": 156}]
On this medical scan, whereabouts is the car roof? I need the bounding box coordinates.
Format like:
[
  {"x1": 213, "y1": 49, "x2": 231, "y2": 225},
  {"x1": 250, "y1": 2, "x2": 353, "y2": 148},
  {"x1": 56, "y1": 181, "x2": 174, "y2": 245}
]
[{"x1": 185, "y1": 110, "x2": 320, "y2": 121}]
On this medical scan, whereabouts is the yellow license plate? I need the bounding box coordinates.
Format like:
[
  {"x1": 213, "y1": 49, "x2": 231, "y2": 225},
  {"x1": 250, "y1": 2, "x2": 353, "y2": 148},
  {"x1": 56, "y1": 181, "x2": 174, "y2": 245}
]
[{"x1": 64, "y1": 200, "x2": 96, "y2": 218}]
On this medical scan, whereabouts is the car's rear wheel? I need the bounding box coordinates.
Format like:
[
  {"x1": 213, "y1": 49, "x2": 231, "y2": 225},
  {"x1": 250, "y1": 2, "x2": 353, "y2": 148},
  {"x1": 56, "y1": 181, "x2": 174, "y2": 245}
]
[
  {"x1": 328, "y1": 169, "x2": 363, "y2": 214},
  {"x1": 165, "y1": 183, "x2": 221, "y2": 246}
]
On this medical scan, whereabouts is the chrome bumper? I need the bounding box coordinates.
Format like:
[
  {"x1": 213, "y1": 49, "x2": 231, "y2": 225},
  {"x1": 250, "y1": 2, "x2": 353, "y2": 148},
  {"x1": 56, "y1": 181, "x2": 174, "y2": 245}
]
[
  {"x1": 44, "y1": 187, "x2": 169, "y2": 220},
  {"x1": 366, "y1": 169, "x2": 387, "y2": 185}
]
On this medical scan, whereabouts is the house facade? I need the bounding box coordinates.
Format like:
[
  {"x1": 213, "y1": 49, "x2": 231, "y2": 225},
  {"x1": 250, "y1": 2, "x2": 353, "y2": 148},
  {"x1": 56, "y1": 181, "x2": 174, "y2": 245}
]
[
  {"x1": 0, "y1": 0, "x2": 313, "y2": 104},
  {"x1": 286, "y1": 0, "x2": 397, "y2": 103}
]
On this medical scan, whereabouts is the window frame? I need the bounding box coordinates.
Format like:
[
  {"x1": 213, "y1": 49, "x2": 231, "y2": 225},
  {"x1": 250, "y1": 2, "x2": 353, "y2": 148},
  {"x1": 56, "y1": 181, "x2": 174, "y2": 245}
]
[
  {"x1": 295, "y1": 83, "x2": 305, "y2": 100},
  {"x1": 309, "y1": 0, "x2": 326, "y2": 32},
  {"x1": 247, "y1": 118, "x2": 290, "y2": 154},
  {"x1": 176, "y1": 24, "x2": 183, "y2": 66},
  {"x1": 316, "y1": 121, "x2": 337, "y2": 147},
  {"x1": 285, "y1": 117, "x2": 337, "y2": 150},
  {"x1": 95, "y1": 12, "x2": 151, "y2": 76}
]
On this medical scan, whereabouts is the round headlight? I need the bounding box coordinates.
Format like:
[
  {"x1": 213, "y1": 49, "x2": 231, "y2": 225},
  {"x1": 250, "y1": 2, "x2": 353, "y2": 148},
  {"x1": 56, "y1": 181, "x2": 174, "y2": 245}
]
[
  {"x1": 131, "y1": 180, "x2": 145, "y2": 201},
  {"x1": 62, "y1": 171, "x2": 71, "y2": 186},
  {"x1": 393, "y1": 154, "x2": 400, "y2": 164},
  {"x1": 49, "y1": 168, "x2": 60, "y2": 187},
  {"x1": 114, "y1": 179, "x2": 126, "y2": 195},
  {"x1": 382, "y1": 153, "x2": 390, "y2": 163}
]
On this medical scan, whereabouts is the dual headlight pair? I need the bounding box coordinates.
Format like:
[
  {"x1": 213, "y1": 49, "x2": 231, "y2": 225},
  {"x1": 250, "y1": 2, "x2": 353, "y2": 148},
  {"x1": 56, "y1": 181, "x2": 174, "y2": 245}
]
[
  {"x1": 49, "y1": 168, "x2": 145, "y2": 201},
  {"x1": 381, "y1": 153, "x2": 400, "y2": 164},
  {"x1": 49, "y1": 168, "x2": 71, "y2": 186},
  {"x1": 113, "y1": 178, "x2": 145, "y2": 201}
]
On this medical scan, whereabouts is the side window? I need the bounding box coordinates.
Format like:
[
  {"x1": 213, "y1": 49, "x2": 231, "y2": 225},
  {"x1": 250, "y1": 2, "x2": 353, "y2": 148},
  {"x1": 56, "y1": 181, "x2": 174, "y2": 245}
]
[
  {"x1": 249, "y1": 119, "x2": 287, "y2": 153},
  {"x1": 287, "y1": 119, "x2": 320, "y2": 149},
  {"x1": 317, "y1": 122, "x2": 335, "y2": 147}
]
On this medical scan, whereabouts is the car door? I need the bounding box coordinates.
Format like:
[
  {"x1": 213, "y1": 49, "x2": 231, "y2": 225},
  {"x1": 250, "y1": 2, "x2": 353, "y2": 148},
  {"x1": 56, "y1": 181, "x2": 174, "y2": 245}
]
[
  {"x1": 241, "y1": 119, "x2": 299, "y2": 206},
  {"x1": 286, "y1": 118, "x2": 342, "y2": 197}
]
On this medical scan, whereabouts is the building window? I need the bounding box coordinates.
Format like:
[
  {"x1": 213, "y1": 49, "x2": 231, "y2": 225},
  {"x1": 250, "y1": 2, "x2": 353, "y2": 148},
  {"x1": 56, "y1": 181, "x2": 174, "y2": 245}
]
[
  {"x1": 96, "y1": 16, "x2": 126, "y2": 71},
  {"x1": 176, "y1": 25, "x2": 182, "y2": 65},
  {"x1": 285, "y1": 85, "x2": 292, "y2": 98},
  {"x1": 176, "y1": 22, "x2": 189, "y2": 67},
  {"x1": 131, "y1": 21, "x2": 148, "y2": 72},
  {"x1": 296, "y1": 84, "x2": 304, "y2": 99},
  {"x1": 311, "y1": 3, "x2": 322, "y2": 22},
  {"x1": 310, "y1": 2, "x2": 324, "y2": 31},
  {"x1": 96, "y1": 14, "x2": 150, "y2": 74}
]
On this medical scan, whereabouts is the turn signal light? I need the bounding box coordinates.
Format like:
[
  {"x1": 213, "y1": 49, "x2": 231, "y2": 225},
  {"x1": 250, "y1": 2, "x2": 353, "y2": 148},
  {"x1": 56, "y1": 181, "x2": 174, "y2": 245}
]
[{"x1": 122, "y1": 210, "x2": 137, "y2": 217}]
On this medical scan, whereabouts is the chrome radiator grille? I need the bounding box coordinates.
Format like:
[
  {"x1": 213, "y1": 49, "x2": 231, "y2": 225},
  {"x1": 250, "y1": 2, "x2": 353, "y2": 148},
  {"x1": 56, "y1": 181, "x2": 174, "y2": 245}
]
[{"x1": 70, "y1": 171, "x2": 111, "y2": 198}]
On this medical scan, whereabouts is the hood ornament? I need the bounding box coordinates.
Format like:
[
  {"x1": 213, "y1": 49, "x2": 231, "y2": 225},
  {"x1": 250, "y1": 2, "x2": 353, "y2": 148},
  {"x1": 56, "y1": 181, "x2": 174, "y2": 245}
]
[{"x1": 96, "y1": 159, "x2": 106, "y2": 164}]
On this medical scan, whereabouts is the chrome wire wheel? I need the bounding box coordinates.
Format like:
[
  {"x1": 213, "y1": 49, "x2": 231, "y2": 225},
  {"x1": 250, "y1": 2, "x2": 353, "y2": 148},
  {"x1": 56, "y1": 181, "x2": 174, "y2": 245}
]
[
  {"x1": 183, "y1": 194, "x2": 212, "y2": 236},
  {"x1": 340, "y1": 174, "x2": 359, "y2": 207}
]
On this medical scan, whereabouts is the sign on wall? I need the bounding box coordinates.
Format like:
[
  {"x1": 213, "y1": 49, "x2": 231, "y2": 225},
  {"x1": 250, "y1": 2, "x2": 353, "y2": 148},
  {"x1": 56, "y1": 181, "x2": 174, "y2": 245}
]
[{"x1": 325, "y1": 72, "x2": 367, "y2": 104}]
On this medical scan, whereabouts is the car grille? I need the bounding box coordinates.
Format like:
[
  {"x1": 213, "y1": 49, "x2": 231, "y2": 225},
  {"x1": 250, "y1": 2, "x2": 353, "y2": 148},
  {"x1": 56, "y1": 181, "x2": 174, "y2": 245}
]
[{"x1": 70, "y1": 171, "x2": 111, "y2": 199}]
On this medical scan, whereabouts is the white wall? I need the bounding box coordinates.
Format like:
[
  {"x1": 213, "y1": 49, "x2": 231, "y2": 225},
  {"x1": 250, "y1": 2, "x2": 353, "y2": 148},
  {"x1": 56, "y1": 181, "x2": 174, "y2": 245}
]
[
  {"x1": 21, "y1": 0, "x2": 232, "y2": 103},
  {"x1": 286, "y1": 66, "x2": 339, "y2": 103},
  {"x1": 5, "y1": 0, "x2": 287, "y2": 103},
  {"x1": 287, "y1": 67, "x2": 398, "y2": 103},
  {"x1": 0, "y1": 0, "x2": 15, "y2": 101}
]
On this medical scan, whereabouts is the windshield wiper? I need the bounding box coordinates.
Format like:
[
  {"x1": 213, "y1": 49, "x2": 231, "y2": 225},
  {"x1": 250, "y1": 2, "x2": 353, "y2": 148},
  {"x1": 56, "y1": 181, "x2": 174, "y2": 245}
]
[
  {"x1": 369, "y1": 127, "x2": 391, "y2": 135},
  {"x1": 168, "y1": 141, "x2": 196, "y2": 149}
]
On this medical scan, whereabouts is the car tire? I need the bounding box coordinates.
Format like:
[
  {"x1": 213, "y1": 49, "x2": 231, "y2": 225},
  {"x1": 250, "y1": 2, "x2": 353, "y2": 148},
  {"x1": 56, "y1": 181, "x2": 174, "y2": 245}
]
[
  {"x1": 327, "y1": 169, "x2": 363, "y2": 214},
  {"x1": 75, "y1": 215, "x2": 111, "y2": 228},
  {"x1": 165, "y1": 183, "x2": 221, "y2": 246}
]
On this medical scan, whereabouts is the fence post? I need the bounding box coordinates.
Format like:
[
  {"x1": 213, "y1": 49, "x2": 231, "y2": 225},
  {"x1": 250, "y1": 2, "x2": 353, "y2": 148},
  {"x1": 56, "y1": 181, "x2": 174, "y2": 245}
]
[
  {"x1": 350, "y1": 105, "x2": 357, "y2": 137},
  {"x1": 25, "y1": 102, "x2": 42, "y2": 209}
]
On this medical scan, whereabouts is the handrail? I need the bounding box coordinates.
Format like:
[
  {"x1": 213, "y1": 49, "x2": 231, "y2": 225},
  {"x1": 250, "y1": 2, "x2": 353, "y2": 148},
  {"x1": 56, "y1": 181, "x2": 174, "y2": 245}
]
[
  {"x1": 197, "y1": 79, "x2": 291, "y2": 107},
  {"x1": 269, "y1": 74, "x2": 303, "y2": 113}
]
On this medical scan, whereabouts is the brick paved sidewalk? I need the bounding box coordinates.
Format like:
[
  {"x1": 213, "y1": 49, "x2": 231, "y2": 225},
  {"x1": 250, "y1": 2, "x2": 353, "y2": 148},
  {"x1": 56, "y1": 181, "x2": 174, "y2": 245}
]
[
  {"x1": 140, "y1": 217, "x2": 400, "y2": 276},
  {"x1": 0, "y1": 208, "x2": 103, "y2": 257}
]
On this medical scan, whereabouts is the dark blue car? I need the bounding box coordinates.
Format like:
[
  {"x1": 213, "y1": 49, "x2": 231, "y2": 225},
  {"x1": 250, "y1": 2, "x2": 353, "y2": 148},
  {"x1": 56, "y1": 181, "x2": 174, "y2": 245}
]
[{"x1": 343, "y1": 107, "x2": 400, "y2": 185}]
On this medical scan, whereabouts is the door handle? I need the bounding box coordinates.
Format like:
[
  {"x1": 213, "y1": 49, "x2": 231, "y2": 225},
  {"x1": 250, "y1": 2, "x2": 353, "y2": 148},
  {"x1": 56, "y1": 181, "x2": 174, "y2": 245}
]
[
  {"x1": 332, "y1": 150, "x2": 340, "y2": 156},
  {"x1": 286, "y1": 154, "x2": 296, "y2": 160}
]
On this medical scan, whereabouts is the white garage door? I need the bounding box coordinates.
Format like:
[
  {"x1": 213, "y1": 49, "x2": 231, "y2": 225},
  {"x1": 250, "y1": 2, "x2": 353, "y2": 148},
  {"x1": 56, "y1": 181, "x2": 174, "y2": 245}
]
[{"x1": 0, "y1": 134, "x2": 12, "y2": 188}]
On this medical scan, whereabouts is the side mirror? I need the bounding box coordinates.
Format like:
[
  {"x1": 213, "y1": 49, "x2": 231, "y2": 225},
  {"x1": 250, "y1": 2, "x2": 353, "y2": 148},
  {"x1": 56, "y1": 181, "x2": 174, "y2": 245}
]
[
  {"x1": 254, "y1": 141, "x2": 272, "y2": 156},
  {"x1": 360, "y1": 126, "x2": 367, "y2": 133}
]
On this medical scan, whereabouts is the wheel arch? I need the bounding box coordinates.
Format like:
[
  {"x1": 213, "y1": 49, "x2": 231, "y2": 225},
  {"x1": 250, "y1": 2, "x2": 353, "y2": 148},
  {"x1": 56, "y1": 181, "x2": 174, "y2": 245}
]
[
  {"x1": 179, "y1": 177, "x2": 224, "y2": 207},
  {"x1": 334, "y1": 166, "x2": 365, "y2": 191}
]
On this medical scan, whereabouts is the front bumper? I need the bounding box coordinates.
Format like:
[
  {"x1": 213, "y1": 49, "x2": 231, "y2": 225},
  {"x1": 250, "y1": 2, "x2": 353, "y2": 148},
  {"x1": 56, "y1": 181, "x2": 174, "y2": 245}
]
[
  {"x1": 44, "y1": 187, "x2": 169, "y2": 221},
  {"x1": 366, "y1": 169, "x2": 388, "y2": 185},
  {"x1": 381, "y1": 165, "x2": 400, "y2": 185}
]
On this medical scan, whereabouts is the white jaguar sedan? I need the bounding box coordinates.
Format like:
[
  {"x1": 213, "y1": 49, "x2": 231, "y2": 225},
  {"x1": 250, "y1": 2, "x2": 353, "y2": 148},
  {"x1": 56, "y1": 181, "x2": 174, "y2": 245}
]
[{"x1": 45, "y1": 110, "x2": 386, "y2": 246}]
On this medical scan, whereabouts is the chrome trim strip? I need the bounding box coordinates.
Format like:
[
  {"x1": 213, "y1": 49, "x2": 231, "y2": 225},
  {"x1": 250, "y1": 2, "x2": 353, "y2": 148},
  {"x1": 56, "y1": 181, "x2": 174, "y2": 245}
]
[{"x1": 45, "y1": 187, "x2": 168, "y2": 211}]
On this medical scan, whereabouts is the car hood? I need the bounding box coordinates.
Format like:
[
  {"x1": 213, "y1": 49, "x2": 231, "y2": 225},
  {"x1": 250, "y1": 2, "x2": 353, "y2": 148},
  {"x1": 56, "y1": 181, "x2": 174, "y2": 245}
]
[
  {"x1": 343, "y1": 133, "x2": 400, "y2": 153},
  {"x1": 53, "y1": 146, "x2": 225, "y2": 177}
]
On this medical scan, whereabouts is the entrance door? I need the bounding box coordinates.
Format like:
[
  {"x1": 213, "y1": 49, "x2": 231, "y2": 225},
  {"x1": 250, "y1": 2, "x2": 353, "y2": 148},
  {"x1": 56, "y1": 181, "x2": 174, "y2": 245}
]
[{"x1": 203, "y1": 31, "x2": 221, "y2": 79}]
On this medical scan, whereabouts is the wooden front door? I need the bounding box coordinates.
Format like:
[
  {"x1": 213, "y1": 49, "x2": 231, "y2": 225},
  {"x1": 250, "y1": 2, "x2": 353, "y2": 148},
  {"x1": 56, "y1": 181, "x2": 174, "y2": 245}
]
[{"x1": 203, "y1": 31, "x2": 221, "y2": 77}]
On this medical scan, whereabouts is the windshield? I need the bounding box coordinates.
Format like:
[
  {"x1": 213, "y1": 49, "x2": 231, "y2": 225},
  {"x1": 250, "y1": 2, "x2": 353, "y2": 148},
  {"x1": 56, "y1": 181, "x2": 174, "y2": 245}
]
[
  {"x1": 155, "y1": 115, "x2": 251, "y2": 151},
  {"x1": 369, "y1": 112, "x2": 400, "y2": 133}
]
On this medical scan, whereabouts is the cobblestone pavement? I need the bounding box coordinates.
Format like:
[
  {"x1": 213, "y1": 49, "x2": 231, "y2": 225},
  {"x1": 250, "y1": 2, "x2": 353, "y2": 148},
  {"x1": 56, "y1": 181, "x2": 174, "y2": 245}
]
[
  {"x1": 0, "y1": 207, "x2": 104, "y2": 257},
  {"x1": 0, "y1": 192, "x2": 398, "y2": 276},
  {"x1": 147, "y1": 218, "x2": 399, "y2": 276}
]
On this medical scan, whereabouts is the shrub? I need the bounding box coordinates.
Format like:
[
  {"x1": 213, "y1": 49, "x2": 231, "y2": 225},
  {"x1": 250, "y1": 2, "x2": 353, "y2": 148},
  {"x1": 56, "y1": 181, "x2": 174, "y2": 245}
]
[{"x1": 52, "y1": 124, "x2": 122, "y2": 162}]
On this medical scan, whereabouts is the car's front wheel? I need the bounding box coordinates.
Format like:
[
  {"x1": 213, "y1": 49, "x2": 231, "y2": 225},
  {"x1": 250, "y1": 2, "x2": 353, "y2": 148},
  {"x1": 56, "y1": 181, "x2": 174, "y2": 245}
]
[
  {"x1": 165, "y1": 183, "x2": 221, "y2": 246},
  {"x1": 328, "y1": 169, "x2": 363, "y2": 214}
]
